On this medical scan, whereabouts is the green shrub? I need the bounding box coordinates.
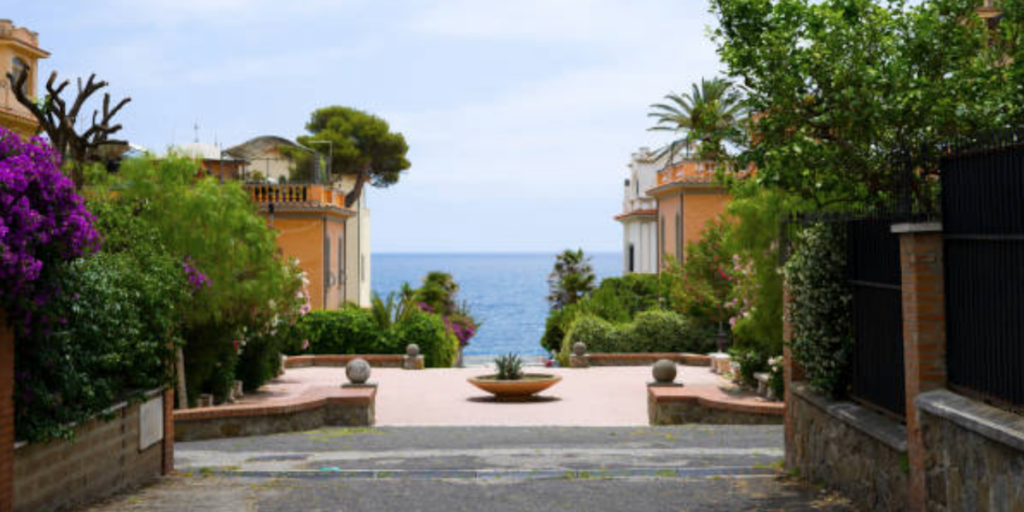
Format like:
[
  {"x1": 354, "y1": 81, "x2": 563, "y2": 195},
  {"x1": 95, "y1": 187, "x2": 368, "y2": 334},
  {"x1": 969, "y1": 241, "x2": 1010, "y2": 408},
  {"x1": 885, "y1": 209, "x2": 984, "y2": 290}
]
[
  {"x1": 16, "y1": 251, "x2": 188, "y2": 442},
  {"x1": 393, "y1": 310, "x2": 459, "y2": 368},
  {"x1": 730, "y1": 348, "x2": 769, "y2": 387},
  {"x1": 540, "y1": 302, "x2": 583, "y2": 353},
  {"x1": 783, "y1": 222, "x2": 852, "y2": 398},
  {"x1": 297, "y1": 309, "x2": 393, "y2": 355},
  {"x1": 629, "y1": 310, "x2": 716, "y2": 353},
  {"x1": 563, "y1": 315, "x2": 621, "y2": 354},
  {"x1": 540, "y1": 274, "x2": 663, "y2": 353},
  {"x1": 587, "y1": 274, "x2": 663, "y2": 322}
]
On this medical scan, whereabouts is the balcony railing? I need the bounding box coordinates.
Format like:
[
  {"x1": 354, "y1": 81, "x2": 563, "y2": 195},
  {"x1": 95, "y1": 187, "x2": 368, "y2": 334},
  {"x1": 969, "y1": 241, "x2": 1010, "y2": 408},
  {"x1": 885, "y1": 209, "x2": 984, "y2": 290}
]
[
  {"x1": 656, "y1": 161, "x2": 718, "y2": 186},
  {"x1": 622, "y1": 197, "x2": 657, "y2": 214},
  {"x1": 245, "y1": 183, "x2": 348, "y2": 210}
]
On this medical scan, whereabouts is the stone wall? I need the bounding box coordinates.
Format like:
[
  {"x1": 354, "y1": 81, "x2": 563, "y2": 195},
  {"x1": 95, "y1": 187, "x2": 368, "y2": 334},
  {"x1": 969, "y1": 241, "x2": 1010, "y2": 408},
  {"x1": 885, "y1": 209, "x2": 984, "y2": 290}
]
[
  {"x1": 174, "y1": 387, "x2": 375, "y2": 442},
  {"x1": 789, "y1": 384, "x2": 909, "y2": 512},
  {"x1": 647, "y1": 385, "x2": 783, "y2": 426},
  {"x1": 14, "y1": 392, "x2": 167, "y2": 512},
  {"x1": 918, "y1": 390, "x2": 1024, "y2": 511}
]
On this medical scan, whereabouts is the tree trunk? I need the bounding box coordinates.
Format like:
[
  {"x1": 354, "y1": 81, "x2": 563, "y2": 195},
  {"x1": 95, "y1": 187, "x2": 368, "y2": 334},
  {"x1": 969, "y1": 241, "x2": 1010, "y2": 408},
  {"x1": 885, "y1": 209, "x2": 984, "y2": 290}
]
[
  {"x1": 344, "y1": 164, "x2": 370, "y2": 208},
  {"x1": 176, "y1": 347, "x2": 188, "y2": 409}
]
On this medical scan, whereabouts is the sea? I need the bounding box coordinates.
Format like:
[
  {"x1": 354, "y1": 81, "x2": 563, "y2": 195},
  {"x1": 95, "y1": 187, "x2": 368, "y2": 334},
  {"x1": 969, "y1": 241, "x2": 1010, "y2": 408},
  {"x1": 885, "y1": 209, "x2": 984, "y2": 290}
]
[{"x1": 372, "y1": 252, "x2": 620, "y2": 364}]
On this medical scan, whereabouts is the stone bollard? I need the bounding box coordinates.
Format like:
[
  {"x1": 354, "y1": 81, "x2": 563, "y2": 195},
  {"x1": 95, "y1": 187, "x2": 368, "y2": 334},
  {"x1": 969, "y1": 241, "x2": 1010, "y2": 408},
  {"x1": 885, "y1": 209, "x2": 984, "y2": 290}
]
[
  {"x1": 569, "y1": 341, "x2": 590, "y2": 368},
  {"x1": 648, "y1": 359, "x2": 682, "y2": 388},
  {"x1": 344, "y1": 358, "x2": 376, "y2": 388},
  {"x1": 199, "y1": 393, "x2": 215, "y2": 407},
  {"x1": 709, "y1": 352, "x2": 731, "y2": 374},
  {"x1": 403, "y1": 344, "x2": 425, "y2": 370}
]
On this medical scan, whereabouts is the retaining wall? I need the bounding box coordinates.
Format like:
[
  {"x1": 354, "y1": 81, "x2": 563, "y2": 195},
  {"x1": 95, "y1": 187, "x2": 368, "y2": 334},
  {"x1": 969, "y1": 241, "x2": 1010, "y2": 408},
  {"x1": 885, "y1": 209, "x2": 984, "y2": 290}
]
[{"x1": 14, "y1": 391, "x2": 168, "y2": 512}]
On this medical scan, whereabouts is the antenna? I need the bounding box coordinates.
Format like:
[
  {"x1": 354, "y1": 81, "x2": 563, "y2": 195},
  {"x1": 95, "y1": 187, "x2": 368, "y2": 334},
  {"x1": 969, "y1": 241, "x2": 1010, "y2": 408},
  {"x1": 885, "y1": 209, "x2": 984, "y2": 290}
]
[{"x1": 193, "y1": 121, "x2": 200, "y2": 143}]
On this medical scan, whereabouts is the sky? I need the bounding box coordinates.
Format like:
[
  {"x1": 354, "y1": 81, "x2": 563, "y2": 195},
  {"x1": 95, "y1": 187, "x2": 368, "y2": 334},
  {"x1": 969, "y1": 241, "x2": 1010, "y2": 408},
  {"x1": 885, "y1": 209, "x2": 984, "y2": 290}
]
[{"x1": 12, "y1": 0, "x2": 723, "y2": 253}]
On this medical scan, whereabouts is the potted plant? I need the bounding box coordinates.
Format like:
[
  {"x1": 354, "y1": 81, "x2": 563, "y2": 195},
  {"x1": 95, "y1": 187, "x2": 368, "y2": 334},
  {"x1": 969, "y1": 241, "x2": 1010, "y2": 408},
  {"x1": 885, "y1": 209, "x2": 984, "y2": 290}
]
[{"x1": 467, "y1": 353, "x2": 562, "y2": 400}]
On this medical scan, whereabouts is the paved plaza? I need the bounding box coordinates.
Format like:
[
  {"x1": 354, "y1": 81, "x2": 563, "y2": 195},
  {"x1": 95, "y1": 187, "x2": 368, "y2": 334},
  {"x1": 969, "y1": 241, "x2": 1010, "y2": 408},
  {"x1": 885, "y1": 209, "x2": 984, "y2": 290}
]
[{"x1": 238, "y1": 365, "x2": 729, "y2": 426}]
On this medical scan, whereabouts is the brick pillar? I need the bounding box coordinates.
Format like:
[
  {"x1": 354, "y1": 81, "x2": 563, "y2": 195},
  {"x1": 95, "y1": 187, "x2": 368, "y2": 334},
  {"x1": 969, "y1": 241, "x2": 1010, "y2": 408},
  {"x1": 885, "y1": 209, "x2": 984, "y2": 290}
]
[
  {"x1": 781, "y1": 284, "x2": 804, "y2": 469},
  {"x1": 0, "y1": 316, "x2": 14, "y2": 512},
  {"x1": 893, "y1": 222, "x2": 946, "y2": 512},
  {"x1": 162, "y1": 388, "x2": 174, "y2": 475}
]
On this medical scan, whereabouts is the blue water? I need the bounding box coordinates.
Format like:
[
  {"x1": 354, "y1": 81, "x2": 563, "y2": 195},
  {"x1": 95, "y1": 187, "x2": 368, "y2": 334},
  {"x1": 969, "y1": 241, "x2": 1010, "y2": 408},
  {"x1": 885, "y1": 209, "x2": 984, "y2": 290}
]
[{"x1": 372, "y1": 253, "x2": 620, "y2": 359}]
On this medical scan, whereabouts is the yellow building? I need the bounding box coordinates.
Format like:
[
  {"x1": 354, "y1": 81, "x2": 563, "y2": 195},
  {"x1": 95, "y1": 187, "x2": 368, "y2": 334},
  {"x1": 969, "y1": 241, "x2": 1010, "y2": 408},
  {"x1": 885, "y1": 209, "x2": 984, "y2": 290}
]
[
  {"x1": 0, "y1": 20, "x2": 49, "y2": 137},
  {"x1": 246, "y1": 183, "x2": 354, "y2": 310},
  {"x1": 647, "y1": 160, "x2": 731, "y2": 271}
]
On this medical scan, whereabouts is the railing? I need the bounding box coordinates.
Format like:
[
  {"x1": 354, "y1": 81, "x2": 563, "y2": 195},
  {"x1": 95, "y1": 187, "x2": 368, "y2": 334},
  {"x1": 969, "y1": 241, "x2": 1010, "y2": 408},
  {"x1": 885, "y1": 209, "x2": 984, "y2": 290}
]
[
  {"x1": 656, "y1": 161, "x2": 717, "y2": 186},
  {"x1": 847, "y1": 217, "x2": 906, "y2": 419},
  {"x1": 621, "y1": 197, "x2": 657, "y2": 214},
  {"x1": 942, "y1": 131, "x2": 1024, "y2": 411},
  {"x1": 245, "y1": 183, "x2": 348, "y2": 210}
]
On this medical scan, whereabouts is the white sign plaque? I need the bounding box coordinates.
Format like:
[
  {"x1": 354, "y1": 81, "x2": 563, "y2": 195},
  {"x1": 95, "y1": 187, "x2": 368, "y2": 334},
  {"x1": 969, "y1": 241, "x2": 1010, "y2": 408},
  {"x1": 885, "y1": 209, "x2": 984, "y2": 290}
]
[{"x1": 139, "y1": 395, "x2": 164, "y2": 451}]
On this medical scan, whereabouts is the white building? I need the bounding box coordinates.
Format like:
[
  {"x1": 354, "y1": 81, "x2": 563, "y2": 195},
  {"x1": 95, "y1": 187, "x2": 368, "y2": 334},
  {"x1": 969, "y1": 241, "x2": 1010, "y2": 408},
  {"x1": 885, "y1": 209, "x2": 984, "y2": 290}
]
[{"x1": 615, "y1": 147, "x2": 664, "y2": 274}]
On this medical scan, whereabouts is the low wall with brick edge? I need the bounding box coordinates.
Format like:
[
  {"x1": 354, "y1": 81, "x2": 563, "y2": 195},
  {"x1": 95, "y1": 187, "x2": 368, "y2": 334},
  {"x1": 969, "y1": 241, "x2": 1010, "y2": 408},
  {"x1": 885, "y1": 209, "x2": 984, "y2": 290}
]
[
  {"x1": 174, "y1": 386, "x2": 376, "y2": 442},
  {"x1": 917, "y1": 390, "x2": 1024, "y2": 511},
  {"x1": 648, "y1": 385, "x2": 783, "y2": 425},
  {"x1": 584, "y1": 353, "x2": 711, "y2": 367},
  {"x1": 788, "y1": 384, "x2": 909, "y2": 511},
  {"x1": 14, "y1": 389, "x2": 172, "y2": 512},
  {"x1": 284, "y1": 354, "x2": 404, "y2": 368}
]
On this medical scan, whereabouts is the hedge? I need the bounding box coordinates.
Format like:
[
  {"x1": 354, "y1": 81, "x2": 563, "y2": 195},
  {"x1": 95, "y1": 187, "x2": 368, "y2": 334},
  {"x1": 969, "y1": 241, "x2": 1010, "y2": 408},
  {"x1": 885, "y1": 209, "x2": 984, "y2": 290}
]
[
  {"x1": 293, "y1": 308, "x2": 459, "y2": 368},
  {"x1": 783, "y1": 222, "x2": 852, "y2": 398},
  {"x1": 561, "y1": 310, "x2": 715, "y2": 358}
]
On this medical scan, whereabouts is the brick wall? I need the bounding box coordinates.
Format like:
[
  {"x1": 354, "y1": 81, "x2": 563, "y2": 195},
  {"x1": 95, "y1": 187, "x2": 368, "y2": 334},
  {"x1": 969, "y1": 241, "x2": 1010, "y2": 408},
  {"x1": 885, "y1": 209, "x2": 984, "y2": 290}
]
[
  {"x1": 13, "y1": 393, "x2": 167, "y2": 512},
  {"x1": 0, "y1": 320, "x2": 13, "y2": 512}
]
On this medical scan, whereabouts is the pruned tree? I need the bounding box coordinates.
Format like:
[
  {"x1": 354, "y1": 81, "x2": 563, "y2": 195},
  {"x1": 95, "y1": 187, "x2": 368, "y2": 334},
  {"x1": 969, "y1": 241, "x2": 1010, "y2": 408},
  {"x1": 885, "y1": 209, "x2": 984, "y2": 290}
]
[{"x1": 7, "y1": 65, "x2": 131, "y2": 189}]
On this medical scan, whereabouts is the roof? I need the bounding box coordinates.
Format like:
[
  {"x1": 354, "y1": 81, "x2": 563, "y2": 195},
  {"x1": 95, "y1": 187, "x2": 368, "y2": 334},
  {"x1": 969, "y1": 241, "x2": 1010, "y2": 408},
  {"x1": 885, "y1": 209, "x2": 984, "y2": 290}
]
[
  {"x1": 225, "y1": 135, "x2": 299, "y2": 161},
  {"x1": 614, "y1": 209, "x2": 658, "y2": 221}
]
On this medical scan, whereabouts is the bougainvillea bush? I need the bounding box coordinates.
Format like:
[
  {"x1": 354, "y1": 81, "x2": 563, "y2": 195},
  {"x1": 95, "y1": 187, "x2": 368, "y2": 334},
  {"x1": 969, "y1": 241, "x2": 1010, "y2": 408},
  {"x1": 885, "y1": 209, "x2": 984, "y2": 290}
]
[{"x1": 0, "y1": 128, "x2": 100, "y2": 328}]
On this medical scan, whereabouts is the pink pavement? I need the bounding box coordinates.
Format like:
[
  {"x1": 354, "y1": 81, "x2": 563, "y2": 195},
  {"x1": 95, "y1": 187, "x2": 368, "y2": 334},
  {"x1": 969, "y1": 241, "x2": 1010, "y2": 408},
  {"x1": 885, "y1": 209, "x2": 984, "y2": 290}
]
[{"x1": 242, "y1": 365, "x2": 726, "y2": 427}]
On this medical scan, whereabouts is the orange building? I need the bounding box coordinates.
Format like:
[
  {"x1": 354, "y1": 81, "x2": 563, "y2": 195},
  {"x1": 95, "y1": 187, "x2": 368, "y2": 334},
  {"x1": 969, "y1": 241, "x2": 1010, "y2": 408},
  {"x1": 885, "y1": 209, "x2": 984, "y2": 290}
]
[
  {"x1": 245, "y1": 183, "x2": 354, "y2": 310},
  {"x1": 647, "y1": 159, "x2": 731, "y2": 271},
  {"x1": 0, "y1": 20, "x2": 49, "y2": 137}
]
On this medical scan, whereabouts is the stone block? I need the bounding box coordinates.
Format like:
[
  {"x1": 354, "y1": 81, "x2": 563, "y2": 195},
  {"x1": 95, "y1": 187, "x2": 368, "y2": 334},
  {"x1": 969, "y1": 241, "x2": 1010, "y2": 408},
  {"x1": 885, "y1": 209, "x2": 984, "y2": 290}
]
[
  {"x1": 569, "y1": 354, "x2": 590, "y2": 368},
  {"x1": 403, "y1": 355, "x2": 425, "y2": 370}
]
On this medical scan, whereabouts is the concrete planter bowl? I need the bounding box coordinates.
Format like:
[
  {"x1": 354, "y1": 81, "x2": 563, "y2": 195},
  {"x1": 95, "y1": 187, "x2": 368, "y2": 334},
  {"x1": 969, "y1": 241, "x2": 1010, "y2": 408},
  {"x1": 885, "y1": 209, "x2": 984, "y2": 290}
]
[{"x1": 467, "y1": 374, "x2": 562, "y2": 401}]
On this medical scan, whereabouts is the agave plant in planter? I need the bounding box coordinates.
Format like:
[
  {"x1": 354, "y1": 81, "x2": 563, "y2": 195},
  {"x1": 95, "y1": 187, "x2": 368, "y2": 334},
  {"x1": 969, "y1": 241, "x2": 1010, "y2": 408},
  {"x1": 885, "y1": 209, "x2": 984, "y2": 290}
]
[{"x1": 467, "y1": 353, "x2": 562, "y2": 400}]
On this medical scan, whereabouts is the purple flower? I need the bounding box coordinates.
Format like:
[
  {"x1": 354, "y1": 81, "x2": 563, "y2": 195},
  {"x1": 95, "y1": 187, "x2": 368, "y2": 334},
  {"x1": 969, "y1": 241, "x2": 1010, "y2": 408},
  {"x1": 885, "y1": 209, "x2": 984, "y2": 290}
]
[
  {"x1": 183, "y1": 256, "x2": 211, "y2": 291},
  {"x1": 0, "y1": 128, "x2": 99, "y2": 323}
]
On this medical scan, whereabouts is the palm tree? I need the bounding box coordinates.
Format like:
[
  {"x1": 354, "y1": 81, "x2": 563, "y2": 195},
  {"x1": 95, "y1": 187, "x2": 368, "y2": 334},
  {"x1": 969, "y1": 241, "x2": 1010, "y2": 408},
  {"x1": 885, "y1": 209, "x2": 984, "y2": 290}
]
[
  {"x1": 647, "y1": 77, "x2": 746, "y2": 162},
  {"x1": 547, "y1": 249, "x2": 596, "y2": 310}
]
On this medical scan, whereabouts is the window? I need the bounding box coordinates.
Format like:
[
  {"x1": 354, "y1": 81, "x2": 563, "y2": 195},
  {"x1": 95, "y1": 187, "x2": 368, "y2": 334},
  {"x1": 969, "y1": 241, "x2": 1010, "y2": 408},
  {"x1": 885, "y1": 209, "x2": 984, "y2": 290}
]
[
  {"x1": 11, "y1": 57, "x2": 28, "y2": 95},
  {"x1": 675, "y1": 212, "x2": 683, "y2": 263},
  {"x1": 658, "y1": 215, "x2": 665, "y2": 270},
  {"x1": 628, "y1": 244, "x2": 635, "y2": 273}
]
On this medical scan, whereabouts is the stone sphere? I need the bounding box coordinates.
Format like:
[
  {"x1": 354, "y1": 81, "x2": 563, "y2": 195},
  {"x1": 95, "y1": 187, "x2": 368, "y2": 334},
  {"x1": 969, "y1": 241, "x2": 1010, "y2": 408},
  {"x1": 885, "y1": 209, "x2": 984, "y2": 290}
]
[
  {"x1": 572, "y1": 341, "x2": 587, "y2": 356},
  {"x1": 346, "y1": 358, "x2": 371, "y2": 384},
  {"x1": 652, "y1": 359, "x2": 677, "y2": 383},
  {"x1": 406, "y1": 344, "x2": 421, "y2": 357}
]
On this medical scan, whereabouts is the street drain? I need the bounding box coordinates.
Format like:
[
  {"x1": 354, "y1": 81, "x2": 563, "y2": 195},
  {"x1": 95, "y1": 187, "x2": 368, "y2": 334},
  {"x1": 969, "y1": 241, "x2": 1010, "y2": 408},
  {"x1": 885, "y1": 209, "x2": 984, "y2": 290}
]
[{"x1": 209, "y1": 466, "x2": 776, "y2": 480}]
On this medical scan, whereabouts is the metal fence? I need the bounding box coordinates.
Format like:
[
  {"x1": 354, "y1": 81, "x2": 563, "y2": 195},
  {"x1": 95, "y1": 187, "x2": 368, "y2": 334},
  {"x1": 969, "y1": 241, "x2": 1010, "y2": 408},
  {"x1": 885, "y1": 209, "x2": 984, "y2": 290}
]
[
  {"x1": 942, "y1": 132, "x2": 1024, "y2": 411},
  {"x1": 847, "y1": 217, "x2": 906, "y2": 418}
]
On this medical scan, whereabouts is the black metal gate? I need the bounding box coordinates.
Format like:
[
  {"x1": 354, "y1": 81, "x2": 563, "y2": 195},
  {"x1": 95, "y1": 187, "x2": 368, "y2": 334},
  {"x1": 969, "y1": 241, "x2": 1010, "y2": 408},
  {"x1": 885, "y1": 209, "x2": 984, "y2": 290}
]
[
  {"x1": 942, "y1": 137, "x2": 1024, "y2": 411},
  {"x1": 847, "y1": 218, "x2": 906, "y2": 419}
]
